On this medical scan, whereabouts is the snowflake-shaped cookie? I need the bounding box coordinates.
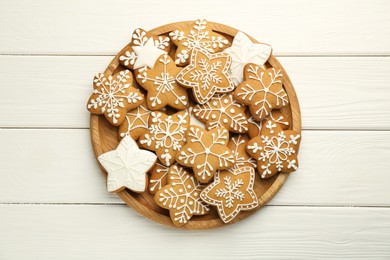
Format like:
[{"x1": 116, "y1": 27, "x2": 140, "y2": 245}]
[
  {"x1": 169, "y1": 19, "x2": 230, "y2": 66},
  {"x1": 234, "y1": 64, "x2": 288, "y2": 121},
  {"x1": 224, "y1": 31, "x2": 272, "y2": 86},
  {"x1": 87, "y1": 70, "x2": 144, "y2": 126},
  {"x1": 192, "y1": 93, "x2": 249, "y2": 133},
  {"x1": 135, "y1": 54, "x2": 188, "y2": 110},
  {"x1": 228, "y1": 135, "x2": 257, "y2": 173},
  {"x1": 200, "y1": 166, "x2": 258, "y2": 223},
  {"x1": 118, "y1": 102, "x2": 151, "y2": 140},
  {"x1": 246, "y1": 119, "x2": 301, "y2": 179},
  {"x1": 139, "y1": 110, "x2": 189, "y2": 167},
  {"x1": 155, "y1": 165, "x2": 209, "y2": 227},
  {"x1": 176, "y1": 48, "x2": 234, "y2": 104},
  {"x1": 247, "y1": 109, "x2": 291, "y2": 138},
  {"x1": 148, "y1": 160, "x2": 170, "y2": 195},
  {"x1": 119, "y1": 28, "x2": 170, "y2": 70},
  {"x1": 98, "y1": 136, "x2": 157, "y2": 193},
  {"x1": 176, "y1": 126, "x2": 235, "y2": 183}
]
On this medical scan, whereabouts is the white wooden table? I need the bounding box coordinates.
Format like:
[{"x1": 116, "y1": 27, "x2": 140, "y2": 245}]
[{"x1": 1, "y1": 0, "x2": 390, "y2": 259}]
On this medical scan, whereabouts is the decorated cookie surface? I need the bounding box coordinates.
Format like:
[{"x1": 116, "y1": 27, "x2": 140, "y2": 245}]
[
  {"x1": 246, "y1": 119, "x2": 301, "y2": 178},
  {"x1": 247, "y1": 109, "x2": 291, "y2": 138},
  {"x1": 148, "y1": 160, "x2": 170, "y2": 195},
  {"x1": 118, "y1": 102, "x2": 151, "y2": 140},
  {"x1": 176, "y1": 126, "x2": 235, "y2": 183},
  {"x1": 87, "y1": 70, "x2": 144, "y2": 126},
  {"x1": 98, "y1": 136, "x2": 157, "y2": 193},
  {"x1": 155, "y1": 165, "x2": 209, "y2": 227},
  {"x1": 119, "y1": 28, "x2": 170, "y2": 70}
]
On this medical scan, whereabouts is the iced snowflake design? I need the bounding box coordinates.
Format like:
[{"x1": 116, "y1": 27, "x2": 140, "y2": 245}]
[
  {"x1": 136, "y1": 54, "x2": 188, "y2": 110},
  {"x1": 234, "y1": 64, "x2": 288, "y2": 121},
  {"x1": 247, "y1": 119, "x2": 301, "y2": 178},
  {"x1": 119, "y1": 28, "x2": 170, "y2": 70},
  {"x1": 169, "y1": 19, "x2": 229, "y2": 66},
  {"x1": 228, "y1": 135, "x2": 257, "y2": 173},
  {"x1": 87, "y1": 70, "x2": 144, "y2": 126},
  {"x1": 139, "y1": 110, "x2": 189, "y2": 166},
  {"x1": 98, "y1": 136, "x2": 157, "y2": 193},
  {"x1": 193, "y1": 93, "x2": 249, "y2": 133},
  {"x1": 148, "y1": 161, "x2": 170, "y2": 195},
  {"x1": 247, "y1": 109, "x2": 290, "y2": 138},
  {"x1": 155, "y1": 165, "x2": 209, "y2": 227},
  {"x1": 176, "y1": 48, "x2": 234, "y2": 104},
  {"x1": 118, "y1": 103, "x2": 151, "y2": 140},
  {"x1": 176, "y1": 126, "x2": 235, "y2": 183},
  {"x1": 200, "y1": 167, "x2": 258, "y2": 223}
]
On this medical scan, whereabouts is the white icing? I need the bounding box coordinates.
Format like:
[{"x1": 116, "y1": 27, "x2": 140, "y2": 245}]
[
  {"x1": 98, "y1": 136, "x2": 157, "y2": 193},
  {"x1": 132, "y1": 38, "x2": 166, "y2": 69},
  {"x1": 120, "y1": 104, "x2": 151, "y2": 138},
  {"x1": 224, "y1": 32, "x2": 272, "y2": 86}
]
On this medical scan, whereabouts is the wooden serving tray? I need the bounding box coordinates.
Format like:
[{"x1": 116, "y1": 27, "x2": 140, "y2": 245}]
[{"x1": 90, "y1": 21, "x2": 301, "y2": 229}]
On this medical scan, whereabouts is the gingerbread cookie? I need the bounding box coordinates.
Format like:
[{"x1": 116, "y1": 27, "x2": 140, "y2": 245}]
[
  {"x1": 192, "y1": 93, "x2": 249, "y2": 133},
  {"x1": 118, "y1": 102, "x2": 151, "y2": 140},
  {"x1": 98, "y1": 136, "x2": 157, "y2": 193},
  {"x1": 148, "y1": 161, "x2": 170, "y2": 195},
  {"x1": 139, "y1": 110, "x2": 190, "y2": 167},
  {"x1": 246, "y1": 119, "x2": 301, "y2": 178},
  {"x1": 155, "y1": 165, "x2": 209, "y2": 227},
  {"x1": 119, "y1": 28, "x2": 170, "y2": 70},
  {"x1": 135, "y1": 54, "x2": 188, "y2": 110},
  {"x1": 224, "y1": 31, "x2": 272, "y2": 86},
  {"x1": 87, "y1": 70, "x2": 144, "y2": 126},
  {"x1": 247, "y1": 109, "x2": 290, "y2": 138},
  {"x1": 200, "y1": 166, "x2": 258, "y2": 223},
  {"x1": 234, "y1": 64, "x2": 288, "y2": 121},
  {"x1": 176, "y1": 126, "x2": 235, "y2": 183},
  {"x1": 176, "y1": 48, "x2": 234, "y2": 104},
  {"x1": 228, "y1": 135, "x2": 257, "y2": 172},
  {"x1": 169, "y1": 19, "x2": 230, "y2": 66}
]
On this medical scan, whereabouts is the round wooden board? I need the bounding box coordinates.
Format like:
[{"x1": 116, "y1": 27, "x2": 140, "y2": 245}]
[{"x1": 90, "y1": 21, "x2": 302, "y2": 229}]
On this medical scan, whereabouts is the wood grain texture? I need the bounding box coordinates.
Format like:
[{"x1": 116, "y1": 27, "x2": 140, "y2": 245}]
[
  {"x1": 0, "y1": 204, "x2": 389, "y2": 259},
  {"x1": 1, "y1": 56, "x2": 389, "y2": 129},
  {"x1": 1, "y1": 129, "x2": 389, "y2": 206},
  {"x1": 0, "y1": 0, "x2": 389, "y2": 55}
]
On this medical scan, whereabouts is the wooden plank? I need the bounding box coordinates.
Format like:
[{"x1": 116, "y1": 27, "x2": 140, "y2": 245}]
[
  {"x1": 0, "y1": 0, "x2": 389, "y2": 55},
  {"x1": 0, "y1": 56, "x2": 389, "y2": 129},
  {"x1": 0, "y1": 204, "x2": 389, "y2": 259},
  {"x1": 0, "y1": 129, "x2": 389, "y2": 206}
]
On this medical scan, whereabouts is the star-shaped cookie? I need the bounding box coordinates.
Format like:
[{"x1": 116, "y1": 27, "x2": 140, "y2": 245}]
[
  {"x1": 87, "y1": 70, "x2": 144, "y2": 126},
  {"x1": 135, "y1": 54, "x2": 188, "y2": 110},
  {"x1": 98, "y1": 135, "x2": 157, "y2": 193},
  {"x1": 176, "y1": 48, "x2": 234, "y2": 104},
  {"x1": 118, "y1": 102, "x2": 151, "y2": 140},
  {"x1": 155, "y1": 165, "x2": 209, "y2": 227},
  {"x1": 119, "y1": 28, "x2": 170, "y2": 70},
  {"x1": 176, "y1": 126, "x2": 235, "y2": 183},
  {"x1": 234, "y1": 64, "x2": 288, "y2": 121},
  {"x1": 148, "y1": 160, "x2": 170, "y2": 195},
  {"x1": 247, "y1": 108, "x2": 291, "y2": 138},
  {"x1": 200, "y1": 166, "x2": 259, "y2": 223},
  {"x1": 224, "y1": 31, "x2": 272, "y2": 86},
  {"x1": 139, "y1": 110, "x2": 190, "y2": 167},
  {"x1": 192, "y1": 93, "x2": 249, "y2": 133},
  {"x1": 246, "y1": 119, "x2": 301, "y2": 179},
  {"x1": 169, "y1": 19, "x2": 230, "y2": 66},
  {"x1": 228, "y1": 135, "x2": 257, "y2": 173}
]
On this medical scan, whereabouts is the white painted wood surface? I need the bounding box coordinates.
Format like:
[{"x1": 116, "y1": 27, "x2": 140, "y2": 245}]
[{"x1": 0, "y1": 0, "x2": 390, "y2": 259}]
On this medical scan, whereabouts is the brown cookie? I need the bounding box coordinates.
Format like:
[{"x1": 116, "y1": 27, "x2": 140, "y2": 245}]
[
  {"x1": 155, "y1": 165, "x2": 209, "y2": 227},
  {"x1": 87, "y1": 70, "x2": 144, "y2": 126},
  {"x1": 148, "y1": 160, "x2": 170, "y2": 195},
  {"x1": 192, "y1": 93, "x2": 249, "y2": 133},
  {"x1": 246, "y1": 119, "x2": 301, "y2": 179},
  {"x1": 247, "y1": 109, "x2": 291, "y2": 138},
  {"x1": 119, "y1": 28, "x2": 170, "y2": 70},
  {"x1": 234, "y1": 64, "x2": 288, "y2": 121},
  {"x1": 175, "y1": 126, "x2": 235, "y2": 183},
  {"x1": 118, "y1": 102, "x2": 151, "y2": 140},
  {"x1": 135, "y1": 54, "x2": 189, "y2": 110},
  {"x1": 228, "y1": 135, "x2": 257, "y2": 172},
  {"x1": 200, "y1": 166, "x2": 259, "y2": 223},
  {"x1": 169, "y1": 19, "x2": 230, "y2": 66},
  {"x1": 139, "y1": 110, "x2": 190, "y2": 167},
  {"x1": 176, "y1": 48, "x2": 234, "y2": 104}
]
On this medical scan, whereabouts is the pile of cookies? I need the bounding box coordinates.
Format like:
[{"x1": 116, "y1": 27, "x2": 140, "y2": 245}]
[{"x1": 87, "y1": 19, "x2": 301, "y2": 227}]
